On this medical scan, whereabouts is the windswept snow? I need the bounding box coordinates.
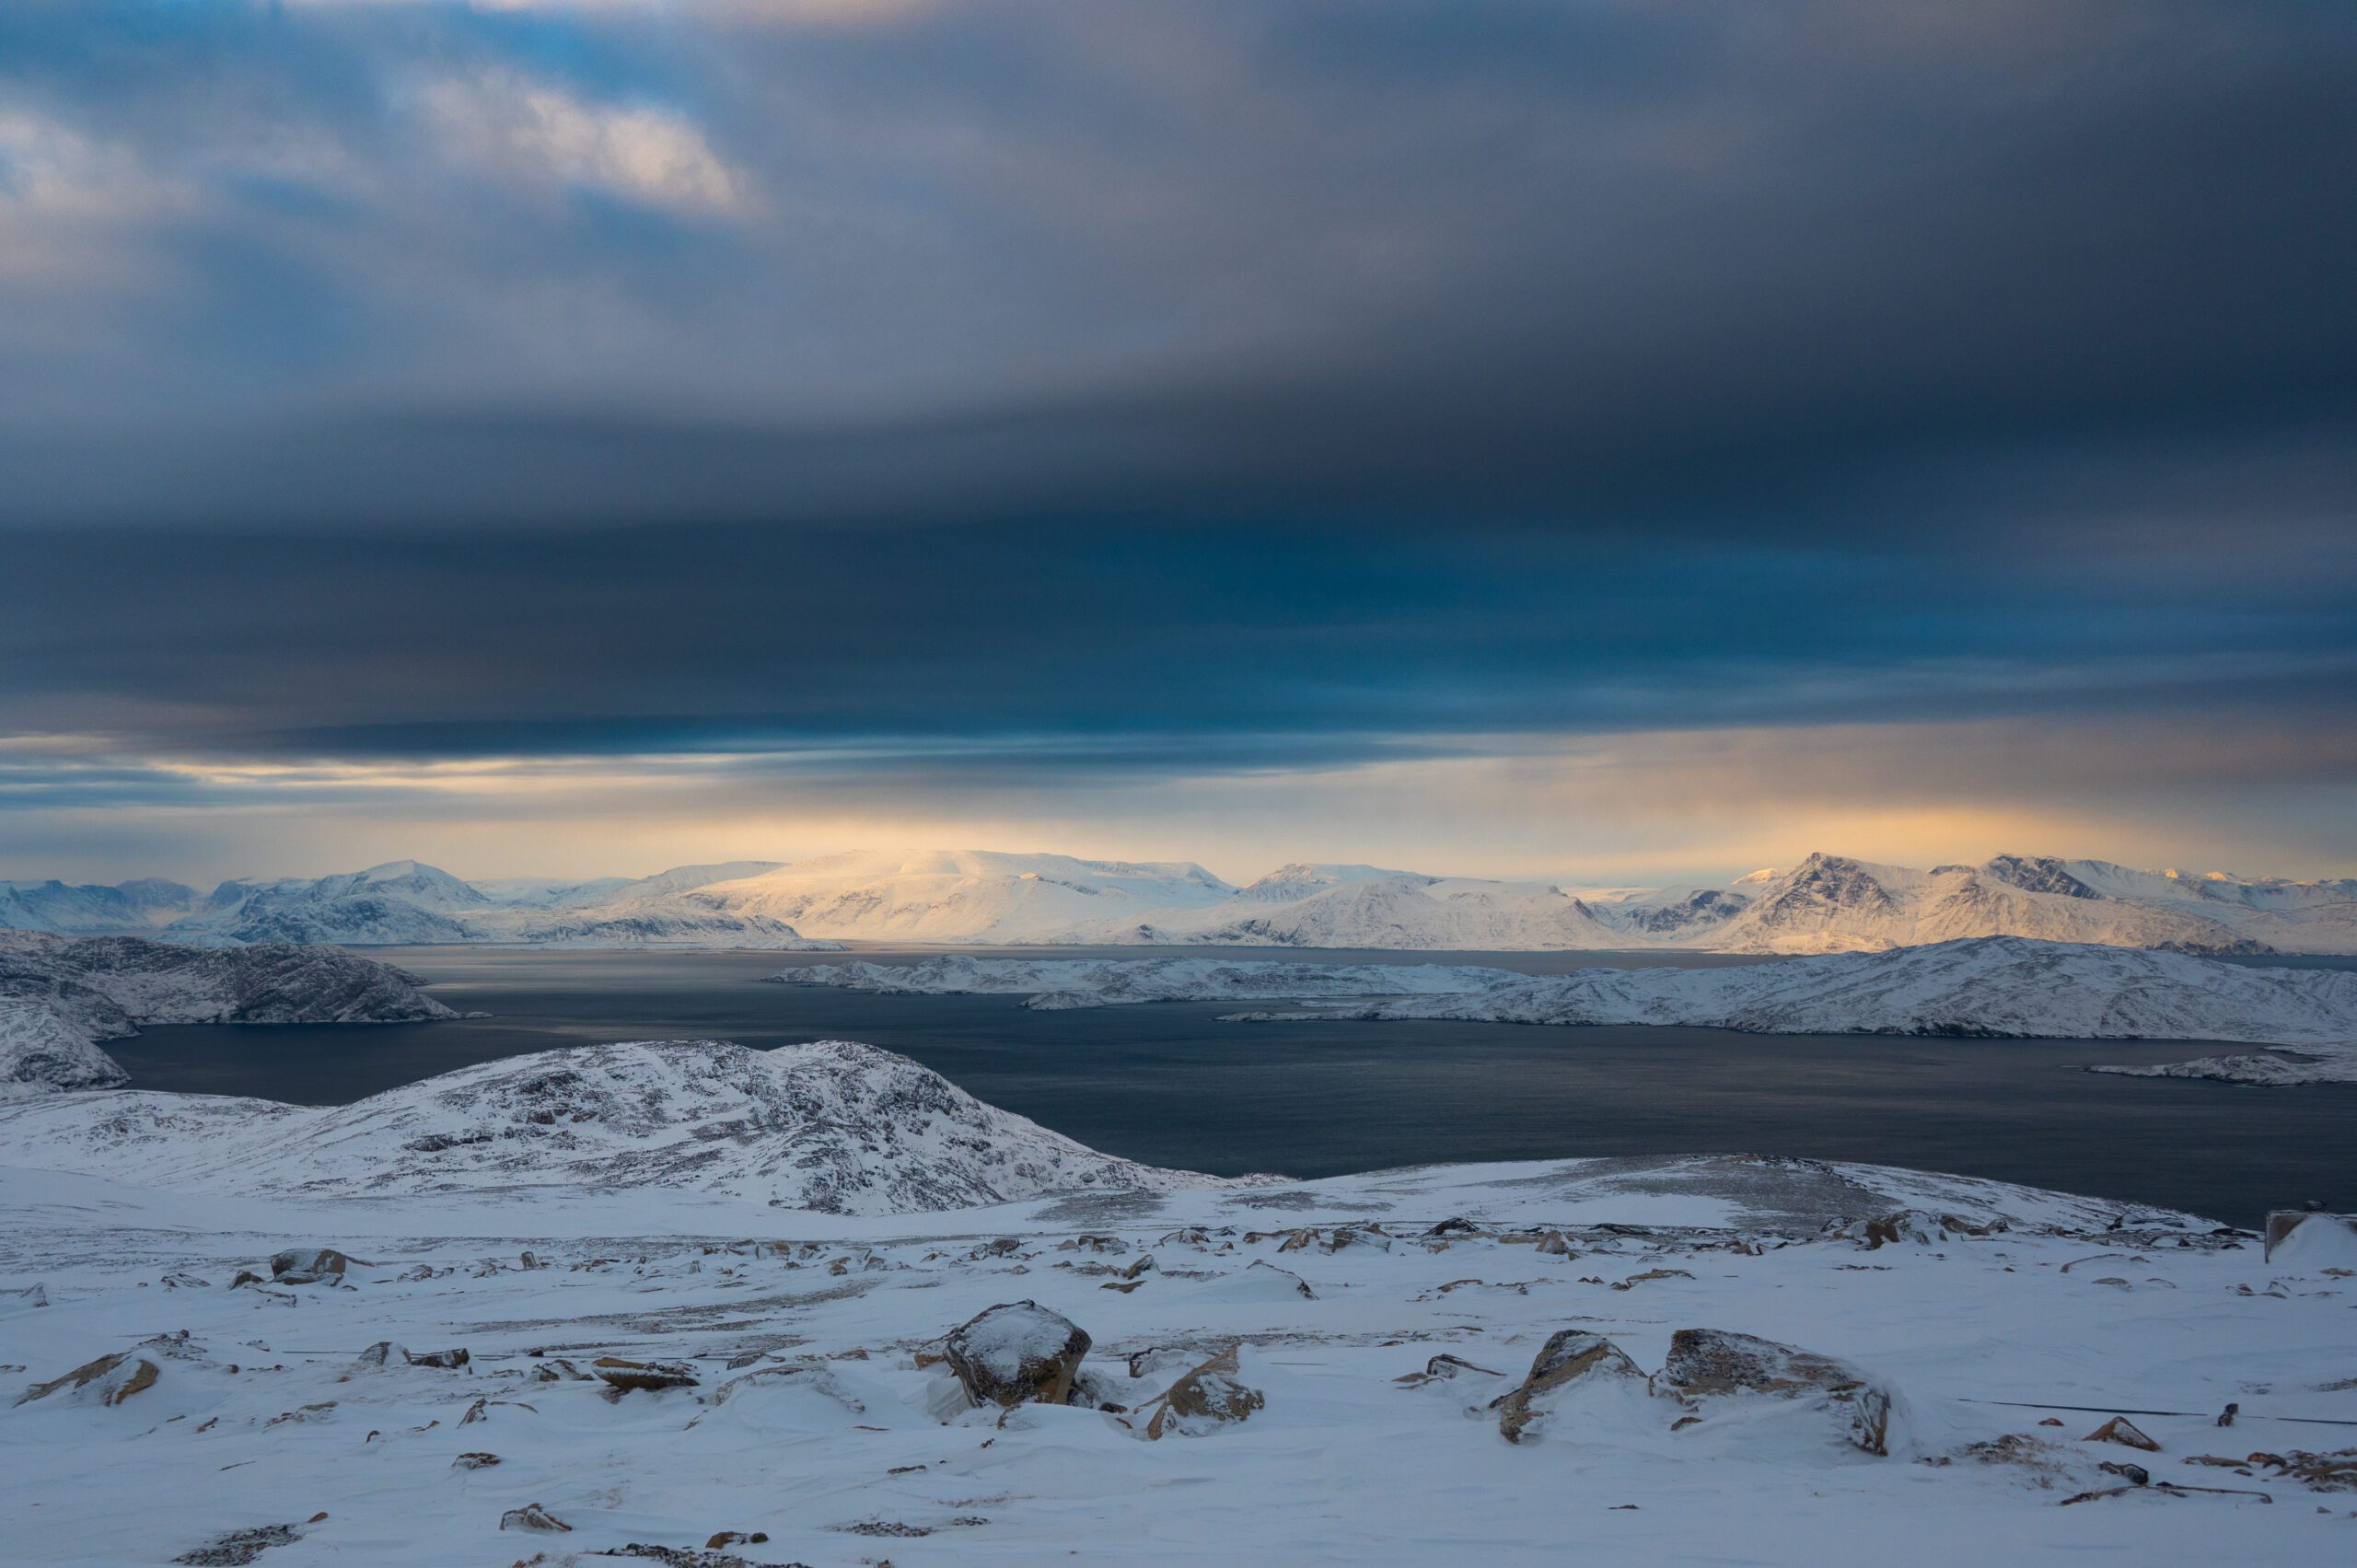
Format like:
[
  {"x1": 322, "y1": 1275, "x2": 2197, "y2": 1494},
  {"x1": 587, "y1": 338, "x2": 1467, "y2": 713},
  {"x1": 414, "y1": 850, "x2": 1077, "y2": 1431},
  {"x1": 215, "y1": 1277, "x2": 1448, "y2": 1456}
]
[
  {"x1": 781, "y1": 938, "x2": 2357, "y2": 1078},
  {"x1": 0, "y1": 933, "x2": 459, "y2": 1098}
]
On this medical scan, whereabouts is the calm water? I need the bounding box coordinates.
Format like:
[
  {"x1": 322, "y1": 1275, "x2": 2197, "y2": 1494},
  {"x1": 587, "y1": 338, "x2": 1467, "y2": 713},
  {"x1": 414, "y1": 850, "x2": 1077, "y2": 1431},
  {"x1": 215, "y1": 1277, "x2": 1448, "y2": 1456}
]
[{"x1": 104, "y1": 947, "x2": 2357, "y2": 1226}]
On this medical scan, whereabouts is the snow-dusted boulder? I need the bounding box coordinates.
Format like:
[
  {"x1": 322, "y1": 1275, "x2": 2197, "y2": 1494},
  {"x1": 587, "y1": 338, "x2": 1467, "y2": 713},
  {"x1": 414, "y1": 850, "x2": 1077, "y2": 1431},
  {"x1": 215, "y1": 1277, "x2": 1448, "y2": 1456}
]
[
  {"x1": 2263, "y1": 1210, "x2": 2357, "y2": 1269},
  {"x1": 1136, "y1": 1343, "x2": 1263, "y2": 1438},
  {"x1": 1657, "y1": 1328, "x2": 1901, "y2": 1457},
  {"x1": 943, "y1": 1300, "x2": 1092, "y2": 1408},
  {"x1": 270, "y1": 1247, "x2": 355, "y2": 1284},
  {"x1": 1489, "y1": 1330, "x2": 1646, "y2": 1444}
]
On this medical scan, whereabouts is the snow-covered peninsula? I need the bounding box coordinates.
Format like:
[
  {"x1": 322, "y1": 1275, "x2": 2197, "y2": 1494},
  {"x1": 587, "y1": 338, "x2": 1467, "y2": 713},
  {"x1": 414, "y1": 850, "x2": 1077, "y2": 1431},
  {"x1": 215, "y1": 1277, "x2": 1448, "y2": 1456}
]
[
  {"x1": 776, "y1": 937, "x2": 2357, "y2": 1084},
  {"x1": 0, "y1": 933, "x2": 462, "y2": 1098}
]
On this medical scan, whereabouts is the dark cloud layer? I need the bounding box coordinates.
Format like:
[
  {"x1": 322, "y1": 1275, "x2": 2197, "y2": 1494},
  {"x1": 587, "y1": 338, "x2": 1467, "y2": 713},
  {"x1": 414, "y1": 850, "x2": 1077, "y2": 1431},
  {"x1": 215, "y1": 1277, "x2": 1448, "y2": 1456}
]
[{"x1": 0, "y1": 1, "x2": 2351, "y2": 870}]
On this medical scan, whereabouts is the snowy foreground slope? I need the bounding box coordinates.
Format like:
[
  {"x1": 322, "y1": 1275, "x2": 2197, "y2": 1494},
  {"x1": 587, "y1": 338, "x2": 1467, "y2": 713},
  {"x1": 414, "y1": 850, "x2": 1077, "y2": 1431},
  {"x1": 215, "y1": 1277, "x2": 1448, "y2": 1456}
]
[
  {"x1": 779, "y1": 937, "x2": 2357, "y2": 1085},
  {"x1": 0, "y1": 1040, "x2": 2351, "y2": 1566},
  {"x1": 0, "y1": 933, "x2": 459, "y2": 1098}
]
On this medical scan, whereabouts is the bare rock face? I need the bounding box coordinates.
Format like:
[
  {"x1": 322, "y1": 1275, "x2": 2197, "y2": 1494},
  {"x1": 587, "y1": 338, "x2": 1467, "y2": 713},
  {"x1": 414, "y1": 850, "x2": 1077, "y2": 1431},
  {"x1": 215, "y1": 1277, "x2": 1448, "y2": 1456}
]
[
  {"x1": 1490, "y1": 1330, "x2": 1645, "y2": 1444},
  {"x1": 943, "y1": 1300, "x2": 1091, "y2": 1408},
  {"x1": 1139, "y1": 1344, "x2": 1263, "y2": 1438},
  {"x1": 15, "y1": 1349, "x2": 159, "y2": 1408},
  {"x1": 1658, "y1": 1328, "x2": 1899, "y2": 1456},
  {"x1": 271, "y1": 1247, "x2": 354, "y2": 1284}
]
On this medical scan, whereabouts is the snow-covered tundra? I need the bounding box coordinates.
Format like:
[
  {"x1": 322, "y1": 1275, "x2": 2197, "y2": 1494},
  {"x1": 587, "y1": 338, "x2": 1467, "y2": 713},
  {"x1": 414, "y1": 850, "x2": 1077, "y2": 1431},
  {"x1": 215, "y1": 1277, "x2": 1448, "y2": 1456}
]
[{"x1": 1, "y1": 1035, "x2": 2351, "y2": 1566}]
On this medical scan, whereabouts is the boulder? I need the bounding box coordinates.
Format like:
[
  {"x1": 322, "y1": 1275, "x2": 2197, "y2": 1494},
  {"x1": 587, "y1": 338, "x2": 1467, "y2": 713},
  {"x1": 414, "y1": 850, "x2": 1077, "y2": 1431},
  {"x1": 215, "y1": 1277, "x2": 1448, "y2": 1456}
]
[
  {"x1": 499, "y1": 1504, "x2": 571, "y2": 1533},
  {"x1": 1139, "y1": 1344, "x2": 1264, "y2": 1438},
  {"x1": 1394, "y1": 1353, "x2": 1506, "y2": 1388},
  {"x1": 592, "y1": 1356, "x2": 699, "y2": 1394},
  {"x1": 351, "y1": 1342, "x2": 470, "y2": 1375},
  {"x1": 15, "y1": 1349, "x2": 160, "y2": 1408},
  {"x1": 943, "y1": 1300, "x2": 1091, "y2": 1408},
  {"x1": 2264, "y1": 1210, "x2": 2357, "y2": 1267},
  {"x1": 1489, "y1": 1331, "x2": 1644, "y2": 1444},
  {"x1": 2084, "y1": 1415, "x2": 2160, "y2": 1451},
  {"x1": 270, "y1": 1248, "x2": 355, "y2": 1285},
  {"x1": 1657, "y1": 1328, "x2": 1899, "y2": 1456}
]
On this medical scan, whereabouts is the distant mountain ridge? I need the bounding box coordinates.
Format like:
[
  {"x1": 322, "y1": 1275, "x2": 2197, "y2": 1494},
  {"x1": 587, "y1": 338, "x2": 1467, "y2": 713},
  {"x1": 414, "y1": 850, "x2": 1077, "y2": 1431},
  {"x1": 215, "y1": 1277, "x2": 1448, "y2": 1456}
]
[{"x1": 3, "y1": 847, "x2": 2351, "y2": 953}]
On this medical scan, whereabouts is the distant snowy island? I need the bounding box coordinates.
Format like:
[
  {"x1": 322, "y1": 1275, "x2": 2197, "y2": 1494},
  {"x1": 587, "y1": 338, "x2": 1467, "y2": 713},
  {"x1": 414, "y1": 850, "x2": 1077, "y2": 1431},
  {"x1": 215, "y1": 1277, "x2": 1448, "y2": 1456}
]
[
  {"x1": 1, "y1": 1035, "x2": 2351, "y2": 1565},
  {"x1": 6, "y1": 846, "x2": 2355, "y2": 954},
  {"x1": 777, "y1": 937, "x2": 2357, "y2": 1086}
]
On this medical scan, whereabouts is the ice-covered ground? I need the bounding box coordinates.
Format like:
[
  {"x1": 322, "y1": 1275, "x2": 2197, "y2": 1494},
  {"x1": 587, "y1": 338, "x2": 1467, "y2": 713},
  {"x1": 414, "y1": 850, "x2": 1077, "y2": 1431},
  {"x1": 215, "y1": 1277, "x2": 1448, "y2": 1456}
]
[
  {"x1": 1, "y1": 1038, "x2": 2351, "y2": 1565},
  {"x1": 779, "y1": 937, "x2": 2357, "y2": 1084}
]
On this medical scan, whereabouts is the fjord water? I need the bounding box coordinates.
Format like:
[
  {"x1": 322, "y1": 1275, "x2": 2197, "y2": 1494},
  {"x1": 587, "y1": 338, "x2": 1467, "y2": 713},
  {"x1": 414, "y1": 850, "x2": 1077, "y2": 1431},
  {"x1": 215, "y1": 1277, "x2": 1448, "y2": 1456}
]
[{"x1": 104, "y1": 947, "x2": 2355, "y2": 1225}]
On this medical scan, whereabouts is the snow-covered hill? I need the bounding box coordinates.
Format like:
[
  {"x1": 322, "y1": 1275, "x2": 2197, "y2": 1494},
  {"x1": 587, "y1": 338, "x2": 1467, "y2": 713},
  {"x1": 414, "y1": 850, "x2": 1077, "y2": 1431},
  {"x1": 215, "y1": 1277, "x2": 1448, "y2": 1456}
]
[
  {"x1": 0, "y1": 1039, "x2": 1230, "y2": 1213},
  {"x1": 687, "y1": 850, "x2": 1238, "y2": 943},
  {"x1": 783, "y1": 938, "x2": 2357, "y2": 1080},
  {"x1": 0, "y1": 933, "x2": 459, "y2": 1097}
]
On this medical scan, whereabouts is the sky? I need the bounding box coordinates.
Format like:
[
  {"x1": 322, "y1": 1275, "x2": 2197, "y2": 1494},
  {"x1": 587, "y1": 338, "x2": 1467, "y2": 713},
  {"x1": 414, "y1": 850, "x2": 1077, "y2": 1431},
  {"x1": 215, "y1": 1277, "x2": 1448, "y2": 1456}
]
[{"x1": 1, "y1": 0, "x2": 2352, "y2": 888}]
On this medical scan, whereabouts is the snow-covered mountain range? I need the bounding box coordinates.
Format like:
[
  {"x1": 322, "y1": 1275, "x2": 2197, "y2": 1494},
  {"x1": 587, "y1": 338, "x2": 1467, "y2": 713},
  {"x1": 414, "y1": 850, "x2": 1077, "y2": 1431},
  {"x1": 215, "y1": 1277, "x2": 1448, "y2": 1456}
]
[
  {"x1": 6, "y1": 846, "x2": 2353, "y2": 953},
  {"x1": 0, "y1": 933, "x2": 460, "y2": 1097},
  {"x1": 779, "y1": 937, "x2": 2357, "y2": 1084}
]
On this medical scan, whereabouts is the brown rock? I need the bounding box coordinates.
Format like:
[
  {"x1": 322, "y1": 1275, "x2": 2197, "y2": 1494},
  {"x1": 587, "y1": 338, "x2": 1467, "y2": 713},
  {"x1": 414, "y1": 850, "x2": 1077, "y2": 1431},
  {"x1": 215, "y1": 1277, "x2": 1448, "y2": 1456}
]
[
  {"x1": 498, "y1": 1504, "x2": 570, "y2": 1533},
  {"x1": 15, "y1": 1350, "x2": 160, "y2": 1408},
  {"x1": 591, "y1": 1356, "x2": 699, "y2": 1393},
  {"x1": 1489, "y1": 1331, "x2": 1643, "y2": 1443},
  {"x1": 2084, "y1": 1415, "x2": 2161, "y2": 1452},
  {"x1": 1139, "y1": 1344, "x2": 1264, "y2": 1439},
  {"x1": 1658, "y1": 1328, "x2": 1898, "y2": 1457}
]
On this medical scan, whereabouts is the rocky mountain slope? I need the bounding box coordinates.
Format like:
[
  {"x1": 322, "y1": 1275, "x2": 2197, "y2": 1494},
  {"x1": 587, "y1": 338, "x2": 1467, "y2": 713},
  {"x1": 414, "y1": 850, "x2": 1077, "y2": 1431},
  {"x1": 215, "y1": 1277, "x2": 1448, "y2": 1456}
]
[
  {"x1": 0, "y1": 933, "x2": 459, "y2": 1097},
  {"x1": 783, "y1": 938, "x2": 2357, "y2": 1081},
  {"x1": 0, "y1": 1039, "x2": 1233, "y2": 1212}
]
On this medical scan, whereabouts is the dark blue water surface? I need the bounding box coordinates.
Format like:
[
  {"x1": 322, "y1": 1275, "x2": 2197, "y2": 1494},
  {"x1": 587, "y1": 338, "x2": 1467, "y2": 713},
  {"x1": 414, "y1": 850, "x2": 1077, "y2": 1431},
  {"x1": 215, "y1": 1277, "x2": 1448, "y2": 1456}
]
[{"x1": 101, "y1": 947, "x2": 2357, "y2": 1225}]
